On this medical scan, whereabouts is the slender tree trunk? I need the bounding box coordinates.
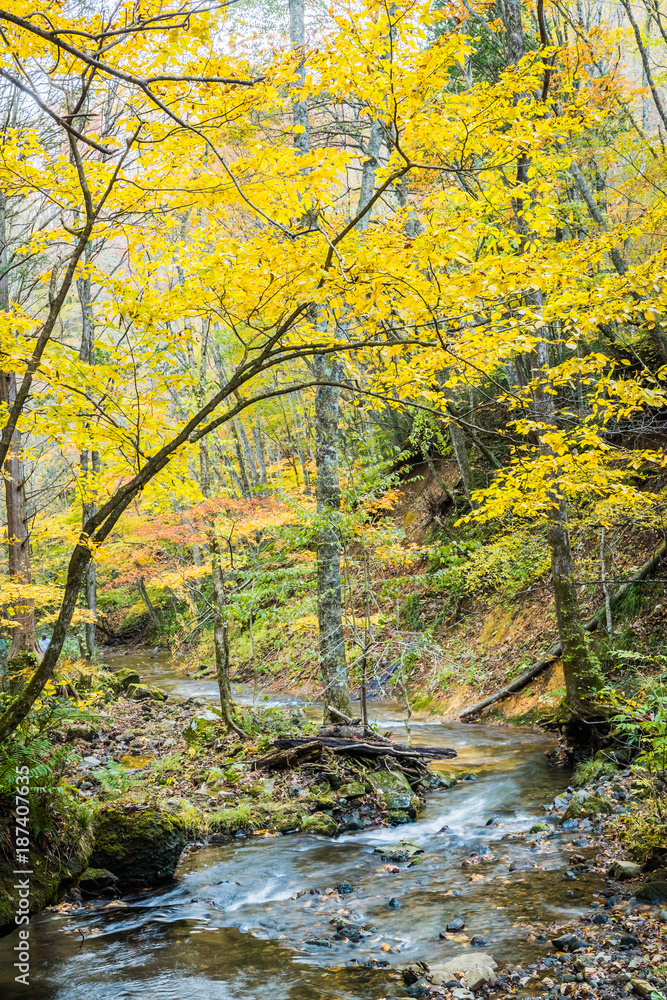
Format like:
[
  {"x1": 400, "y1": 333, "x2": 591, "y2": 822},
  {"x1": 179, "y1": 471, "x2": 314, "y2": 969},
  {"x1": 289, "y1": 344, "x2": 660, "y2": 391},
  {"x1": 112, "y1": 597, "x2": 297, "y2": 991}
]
[
  {"x1": 0, "y1": 192, "x2": 38, "y2": 659},
  {"x1": 252, "y1": 425, "x2": 268, "y2": 484},
  {"x1": 137, "y1": 578, "x2": 160, "y2": 627},
  {"x1": 289, "y1": 0, "x2": 350, "y2": 719},
  {"x1": 200, "y1": 437, "x2": 244, "y2": 735},
  {"x1": 78, "y1": 258, "x2": 99, "y2": 659}
]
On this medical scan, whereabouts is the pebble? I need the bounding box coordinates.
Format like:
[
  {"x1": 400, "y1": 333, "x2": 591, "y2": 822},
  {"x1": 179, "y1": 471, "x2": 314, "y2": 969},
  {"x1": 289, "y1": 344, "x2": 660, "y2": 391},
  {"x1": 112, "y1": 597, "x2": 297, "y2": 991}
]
[
  {"x1": 338, "y1": 881, "x2": 353, "y2": 894},
  {"x1": 388, "y1": 897, "x2": 402, "y2": 908},
  {"x1": 446, "y1": 917, "x2": 465, "y2": 932}
]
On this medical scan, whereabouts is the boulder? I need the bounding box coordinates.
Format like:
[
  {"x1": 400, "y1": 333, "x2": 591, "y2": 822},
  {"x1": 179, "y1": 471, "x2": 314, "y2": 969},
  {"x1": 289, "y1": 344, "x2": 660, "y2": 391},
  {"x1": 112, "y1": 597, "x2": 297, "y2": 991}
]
[
  {"x1": 90, "y1": 804, "x2": 188, "y2": 890},
  {"x1": 302, "y1": 814, "x2": 338, "y2": 837},
  {"x1": 608, "y1": 859, "x2": 642, "y2": 880},
  {"x1": 376, "y1": 840, "x2": 424, "y2": 863},
  {"x1": 562, "y1": 792, "x2": 611, "y2": 823},
  {"x1": 127, "y1": 683, "x2": 167, "y2": 702},
  {"x1": 338, "y1": 780, "x2": 366, "y2": 799},
  {"x1": 183, "y1": 711, "x2": 220, "y2": 746},
  {"x1": 430, "y1": 953, "x2": 498, "y2": 991},
  {"x1": 369, "y1": 770, "x2": 414, "y2": 810},
  {"x1": 77, "y1": 867, "x2": 119, "y2": 896},
  {"x1": 635, "y1": 880, "x2": 667, "y2": 904},
  {"x1": 113, "y1": 667, "x2": 140, "y2": 690}
]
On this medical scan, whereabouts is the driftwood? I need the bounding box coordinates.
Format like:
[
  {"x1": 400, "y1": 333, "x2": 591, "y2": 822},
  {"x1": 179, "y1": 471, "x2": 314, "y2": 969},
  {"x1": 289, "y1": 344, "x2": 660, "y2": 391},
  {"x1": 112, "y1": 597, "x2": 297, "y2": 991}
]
[
  {"x1": 459, "y1": 538, "x2": 667, "y2": 721},
  {"x1": 251, "y1": 740, "x2": 324, "y2": 771},
  {"x1": 251, "y1": 736, "x2": 456, "y2": 771}
]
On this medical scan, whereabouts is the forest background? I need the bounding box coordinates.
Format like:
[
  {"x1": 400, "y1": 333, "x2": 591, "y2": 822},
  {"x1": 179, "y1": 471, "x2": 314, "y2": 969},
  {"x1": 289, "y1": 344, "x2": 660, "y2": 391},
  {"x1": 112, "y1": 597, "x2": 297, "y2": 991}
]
[{"x1": 1, "y1": 0, "x2": 667, "y2": 769}]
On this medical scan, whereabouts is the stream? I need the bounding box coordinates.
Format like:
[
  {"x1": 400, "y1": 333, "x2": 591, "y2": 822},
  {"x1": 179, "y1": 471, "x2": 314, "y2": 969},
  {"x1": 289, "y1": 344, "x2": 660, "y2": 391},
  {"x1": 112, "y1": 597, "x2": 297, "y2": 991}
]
[{"x1": 1, "y1": 653, "x2": 605, "y2": 999}]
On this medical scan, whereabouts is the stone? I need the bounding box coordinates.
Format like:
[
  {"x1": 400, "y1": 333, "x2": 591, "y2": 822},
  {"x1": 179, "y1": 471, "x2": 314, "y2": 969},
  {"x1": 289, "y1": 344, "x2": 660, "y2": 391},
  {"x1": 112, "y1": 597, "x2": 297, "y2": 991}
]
[
  {"x1": 509, "y1": 858, "x2": 538, "y2": 872},
  {"x1": 90, "y1": 804, "x2": 188, "y2": 890},
  {"x1": 446, "y1": 917, "x2": 466, "y2": 932},
  {"x1": 430, "y1": 953, "x2": 498, "y2": 991},
  {"x1": 530, "y1": 823, "x2": 550, "y2": 833},
  {"x1": 77, "y1": 867, "x2": 119, "y2": 896},
  {"x1": 405, "y1": 982, "x2": 429, "y2": 998},
  {"x1": 551, "y1": 932, "x2": 586, "y2": 952},
  {"x1": 470, "y1": 936, "x2": 488, "y2": 947},
  {"x1": 338, "y1": 780, "x2": 366, "y2": 799},
  {"x1": 337, "y1": 880, "x2": 353, "y2": 894},
  {"x1": 562, "y1": 792, "x2": 611, "y2": 823},
  {"x1": 376, "y1": 840, "x2": 424, "y2": 863},
  {"x1": 333, "y1": 917, "x2": 364, "y2": 942},
  {"x1": 636, "y1": 879, "x2": 667, "y2": 904},
  {"x1": 302, "y1": 814, "x2": 338, "y2": 837},
  {"x1": 388, "y1": 897, "x2": 402, "y2": 908},
  {"x1": 387, "y1": 810, "x2": 412, "y2": 825},
  {"x1": 112, "y1": 667, "x2": 140, "y2": 690},
  {"x1": 630, "y1": 980, "x2": 653, "y2": 997},
  {"x1": 305, "y1": 937, "x2": 331, "y2": 947},
  {"x1": 183, "y1": 711, "x2": 220, "y2": 746},
  {"x1": 368, "y1": 770, "x2": 414, "y2": 810},
  {"x1": 126, "y1": 683, "x2": 167, "y2": 702},
  {"x1": 82, "y1": 756, "x2": 102, "y2": 766},
  {"x1": 608, "y1": 860, "x2": 642, "y2": 880}
]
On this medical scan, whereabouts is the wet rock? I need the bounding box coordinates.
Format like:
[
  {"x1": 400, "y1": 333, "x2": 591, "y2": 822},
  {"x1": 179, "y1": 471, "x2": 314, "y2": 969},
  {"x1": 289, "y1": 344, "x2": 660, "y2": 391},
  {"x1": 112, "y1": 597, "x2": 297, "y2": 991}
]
[
  {"x1": 305, "y1": 937, "x2": 331, "y2": 947},
  {"x1": 387, "y1": 810, "x2": 415, "y2": 825},
  {"x1": 592, "y1": 913, "x2": 609, "y2": 925},
  {"x1": 191, "y1": 896, "x2": 218, "y2": 908},
  {"x1": 430, "y1": 953, "x2": 498, "y2": 991},
  {"x1": 462, "y1": 773, "x2": 477, "y2": 781},
  {"x1": 509, "y1": 858, "x2": 538, "y2": 872},
  {"x1": 90, "y1": 804, "x2": 188, "y2": 890},
  {"x1": 530, "y1": 823, "x2": 550, "y2": 833},
  {"x1": 77, "y1": 867, "x2": 119, "y2": 896},
  {"x1": 337, "y1": 780, "x2": 366, "y2": 799},
  {"x1": 376, "y1": 840, "x2": 424, "y2": 863},
  {"x1": 302, "y1": 813, "x2": 338, "y2": 837},
  {"x1": 446, "y1": 917, "x2": 466, "y2": 932},
  {"x1": 551, "y1": 933, "x2": 586, "y2": 952},
  {"x1": 337, "y1": 880, "x2": 353, "y2": 894},
  {"x1": 405, "y1": 982, "x2": 429, "y2": 998},
  {"x1": 620, "y1": 933, "x2": 640, "y2": 948},
  {"x1": 608, "y1": 860, "x2": 642, "y2": 880},
  {"x1": 332, "y1": 917, "x2": 364, "y2": 942},
  {"x1": 388, "y1": 897, "x2": 402, "y2": 908},
  {"x1": 368, "y1": 769, "x2": 414, "y2": 811},
  {"x1": 636, "y1": 879, "x2": 667, "y2": 904},
  {"x1": 470, "y1": 936, "x2": 489, "y2": 947}
]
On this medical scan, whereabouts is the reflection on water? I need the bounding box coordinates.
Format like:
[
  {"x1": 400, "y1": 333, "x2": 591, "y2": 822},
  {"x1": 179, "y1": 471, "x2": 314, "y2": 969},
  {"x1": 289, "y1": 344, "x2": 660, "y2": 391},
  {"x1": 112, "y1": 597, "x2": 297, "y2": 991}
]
[{"x1": 0, "y1": 654, "x2": 601, "y2": 1000}]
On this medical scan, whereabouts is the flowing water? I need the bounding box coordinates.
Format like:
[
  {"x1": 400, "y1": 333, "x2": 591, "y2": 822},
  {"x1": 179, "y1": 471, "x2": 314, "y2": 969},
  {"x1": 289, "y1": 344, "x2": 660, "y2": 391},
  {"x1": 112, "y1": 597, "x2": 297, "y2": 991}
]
[{"x1": 0, "y1": 654, "x2": 604, "y2": 999}]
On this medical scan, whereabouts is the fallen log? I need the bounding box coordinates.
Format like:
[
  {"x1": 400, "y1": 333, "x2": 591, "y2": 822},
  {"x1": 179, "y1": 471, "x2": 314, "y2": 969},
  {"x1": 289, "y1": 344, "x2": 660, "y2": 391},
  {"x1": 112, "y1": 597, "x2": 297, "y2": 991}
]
[
  {"x1": 254, "y1": 736, "x2": 456, "y2": 767},
  {"x1": 251, "y1": 740, "x2": 324, "y2": 771},
  {"x1": 459, "y1": 538, "x2": 667, "y2": 721}
]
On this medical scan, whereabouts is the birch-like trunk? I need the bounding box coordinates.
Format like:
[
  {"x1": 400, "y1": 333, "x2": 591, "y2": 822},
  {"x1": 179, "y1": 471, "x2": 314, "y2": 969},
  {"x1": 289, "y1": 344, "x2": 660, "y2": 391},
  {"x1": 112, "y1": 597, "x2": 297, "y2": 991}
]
[
  {"x1": 0, "y1": 192, "x2": 38, "y2": 658},
  {"x1": 289, "y1": 0, "x2": 349, "y2": 718},
  {"x1": 78, "y1": 259, "x2": 99, "y2": 659}
]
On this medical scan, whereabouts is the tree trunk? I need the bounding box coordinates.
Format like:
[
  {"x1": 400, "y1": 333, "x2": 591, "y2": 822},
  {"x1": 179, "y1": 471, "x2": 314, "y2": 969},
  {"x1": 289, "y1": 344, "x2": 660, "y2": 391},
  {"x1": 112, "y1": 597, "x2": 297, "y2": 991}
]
[
  {"x1": 0, "y1": 192, "x2": 38, "y2": 658},
  {"x1": 137, "y1": 577, "x2": 160, "y2": 627},
  {"x1": 78, "y1": 260, "x2": 98, "y2": 660},
  {"x1": 288, "y1": 0, "x2": 350, "y2": 720},
  {"x1": 315, "y1": 354, "x2": 350, "y2": 720},
  {"x1": 200, "y1": 438, "x2": 244, "y2": 735}
]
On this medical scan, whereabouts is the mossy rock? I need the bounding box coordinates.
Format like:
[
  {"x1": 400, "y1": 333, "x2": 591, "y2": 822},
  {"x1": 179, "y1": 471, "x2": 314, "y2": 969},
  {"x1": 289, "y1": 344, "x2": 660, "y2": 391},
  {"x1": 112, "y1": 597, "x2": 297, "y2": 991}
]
[
  {"x1": 77, "y1": 867, "x2": 119, "y2": 896},
  {"x1": 530, "y1": 823, "x2": 550, "y2": 834},
  {"x1": 90, "y1": 804, "x2": 188, "y2": 890},
  {"x1": 310, "y1": 793, "x2": 337, "y2": 810},
  {"x1": 636, "y1": 880, "x2": 667, "y2": 904},
  {"x1": 126, "y1": 683, "x2": 167, "y2": 702},
  {"x1": 562, "y1": 792, "x2": 611, "y2": 823},
  {"x1": 302, "y1": 814, "x2": 338, "y2": 837},
  {"x1": 183, "y1": 712, "x2": 220, "y2": 746},
  {"x1": 386, "y1": 810, "x2": 412, "y2": 826},
  {"x1": 368, "y1": 770, "x2": 413, "y2": 811},
  {"x1": 269, "y1": 807, "x2": 306, "y2": 833},
  {"x1": 113, "y1": 667, "x2": 141, "y2": 690},
  {"x1": 338, "y1": 781, "x2": 366, "y2": 799},
  {"x1": 0, "y1": 797, "x2": 93, "y2": 936}
]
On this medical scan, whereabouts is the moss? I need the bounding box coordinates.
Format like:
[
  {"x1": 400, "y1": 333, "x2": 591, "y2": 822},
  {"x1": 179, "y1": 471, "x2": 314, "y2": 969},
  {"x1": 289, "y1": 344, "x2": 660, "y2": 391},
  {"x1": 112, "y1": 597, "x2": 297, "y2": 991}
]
[
  {"x1": 0, "y1": 793, "x2": 94, "y2": 936},
  {"x1": 302, "y1": 814, "x2": 338, "y2": 837},
  {"x1": 90, "y1": 804, "x2": 188, "y2": 890},
  {"x1": 562, "y1": 792, "x2": 612, "y2": 823}
]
